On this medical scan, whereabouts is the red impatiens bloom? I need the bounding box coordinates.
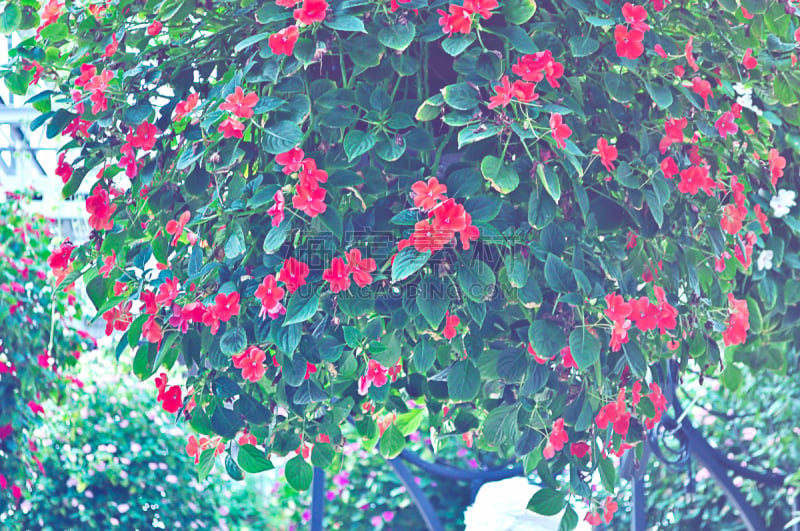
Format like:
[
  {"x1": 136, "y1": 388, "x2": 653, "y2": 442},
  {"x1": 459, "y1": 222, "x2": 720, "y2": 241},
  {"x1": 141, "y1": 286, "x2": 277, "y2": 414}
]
[
  {"x1": 38, "y1": 0, "x2": 64, "y2": 36},
  {"x1": 622, "y1": 3, "x2": 649, "y2": 32},
  {"x1": 463, "y1": 0, "x2": 498, "y2": 19},
  {"x1": 596, "y1": 391, "x2": 631, "y2": 436},
  {"x1": 155, "y1": 277, "x2": 181, "y2": 308},
  {"x1": 305, "y1": 362, "x2": 317, "y2": 380},
  {"x1": 753, "y1": 204, "x2": 770, "y2": 234},
  {"x1": 267, "y1": 190, "x2": 286, "y2": 227},
  {"x1": 430, "y1": 198, "x2": 467, "y2": 237},
  {"x1": 359, "y1": 359, "x2": 391, "y2": 395},
  {"x1": 48, "y1": 239, "x2": 75, "y2": 271},
  {"x1": 543, "y1": 418, "x2": 568, "y2": 459},
  {"x1": 233, "y1": 346, "x2": 267, "y2": 382},
  {"x1": 269, "y1": 26, "x2": 299, "y2": 56},
  {"x1": 99, "y1": 251, "x2": 116, "y2": 278},
  {"x1": 614, "y1": 25, "x2": 645, "y2": 60},
  {"x1": 276, "y1": 147, "x2": 305, "y2": 174},
  {"x1": 685, "y1": 36, "x2": 699, "y2": 72},
  {"x1": 131, "y1": 121, "x2": 160, "y2": 151},
  {"x1": 677, "y1": 165, "x2": 713, "y2": 196},
  {"x1": 443, "y1": 311, "x2": 460, "y2": 340},
  {"x1": 487, "y1": 75, "x2": 536, "y2": 109},
  {"x1": 659, "y1": 117, "x2": 688, "y2": 153},
  {"x1": 742, "y1": 48, "x2": 758, "y2": 70},
  {"x1": 715, "y1": 111, "x2": 738, "y2": 139},
  {"x1": 511, "y1": 50, "x2": 564, "y2": 88},
  {"x1": 297, "y1": 158, "x2": 328, "y2": 188},
  {"x1": 438, "y1": 4, "x2": 473, "y2": 35},
  {"x1": 660, "y1": 156, "x2": 679, "y2": 178},
  {"x1": 203, "y1": 292, "x2": 241, "y2": 335},
  {"x1": 28, "y1": 400, "x2": 45, "y2": 415},
  {"x1": 604, "y1": 292, "x2": 632, "y2": 322},
  {"x1": 629, "y1": 296, "x2": 658, "y2": 332},
  {"x1": 102, "y1": 33, "x2": 118, "y2": 58},
  {"x1": 323, "y1": 257, "x2": 351, "y2": 293},
  {"x1": 173, "y1": 93, "x2": 199, "y2": 121},
  {"x1": 102, "y1": 301, "x2": 133, "y2": 336},
  {"x1": 293, "y1": 182, "x2": 327, "y2": 217},
  {"x1": 625, "y1": 231, "x2": 638, "y2": 250},
  {"x1": 256, "y1": 274, "x2": 286, "y2": 319},
  {"x1": 459, "y1": 213, "x2": 480, "y2": 250},
  {"x1": 722, "y1": 294, "x2": 750, "y2": 346},
  {"x1": 293, "y1": 0, "x2": 328, "y2": 25},
  {"x1": 155, "y1": 373, "x2": 183, "y2": 413},
  {"x1": 86, "y1": 186, "x2": 116, "y2": 231},
  {"x1": 166, "y1": 210, "x2": 191, "y2": 246},
  {"x1": 142, "y1": 315, "x2": 163, "y2": 344},
  {"x1": 691, "y1": 76, "x2": 713, "y2": 110},
  {"x1": 147, "y1": 20, "x2": 162, "y2": 36},
  {"x1": 768, "y1": 148, "x2": 786, "y2": 185},
  {"x1": 593, "y1": 137, "x2": 618, "y2": 172},
  {"x1": 720, "y1": 203, "x2": 746, "y2": 235},
  {"x1": 345, "y1": 249, "x2": 376, "y2": 288},
  {"x1": 411, "y1": 177, "x2": 448, "y2": 210},
  {"x1": 220, "y1": 86, "x2": 259, "y2": 119},
  {"x1": 410, "y1": 219, "x2": 447, "y2": 253},
  {"x1": 279, "y1": 257, "x2": 310, "y2": 293},
  {"x1": 549, "y1": 113, "x2": 572, "y2": 149},
  {"x1": 56, "y1": 152, "x2": 73, "y2": 183},
  {"x1": 75, "y1": 63, "x2": 96, "y2": 87},
  {"x1": 602, "y1": 496, "x2": 619, "y2": 524},
  {"x1": 570, "y1": 442, "x2": 590, "y2": 458},
  {"x1": 218, "y1": 117, "x2": 245, "y2": 138}
]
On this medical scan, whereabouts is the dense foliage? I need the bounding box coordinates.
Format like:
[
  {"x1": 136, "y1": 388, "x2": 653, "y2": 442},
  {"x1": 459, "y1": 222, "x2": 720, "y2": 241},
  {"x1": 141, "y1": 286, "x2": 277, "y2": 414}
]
[
  {"x1": 0, "y1": 191, "x2": 94, "y2": 511},
  {"x1": 4, "y1": 0, "x2": 800, "y2": 525},
  {"x1": 2, "y1": 353, "x2": 277, "y2": 530}
]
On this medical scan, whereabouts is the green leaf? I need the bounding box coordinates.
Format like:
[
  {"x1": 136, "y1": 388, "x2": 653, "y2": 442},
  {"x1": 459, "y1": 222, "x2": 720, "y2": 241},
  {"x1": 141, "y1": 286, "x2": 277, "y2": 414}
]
[
  {"x1": 262, "y1": 220, "x2": 291, "y2": 254},
  {"x1": 741, "y1": 0, "x2": 767, "y2": 14},
  {"x1": 415, "y1": 94, "x2": 444, "y2": 121},
  {"x1": 391, "y1": 247, "x2": 431, "y2": 281},
  {"x1": 645, "y1": 81, "x2": 673, "y2": 110},
  {"x1": 774, "y1": 74, "x2": 796, "y2": 107},
  {"x1": 482, "y1": 404, "x2": 520, "y2": 447},
  {"x1": 46, "y1": 109, "x2": 76, "y2": 139},
  {"x1": 481, "y1": 155, "x2": 519, "y2": 194},
  {"x1": 604, "y1": 72, "x2": 635, "y2": 103},
  {"x1": 225, "y1": 452, "x2": 244, "y2": 481},
  {"x1": 538, "y1": 164, "x2": 561, "y2": 202},
  {"x1": 598, "y1": 456, "x2": 617, "y2": 492},
  {"x1": 569, "y1": 34, "x2": 599, "y2": 57},
  {"x1": 378, "y1": 22, "x2": 416, "y2": 51},
  {"x1": 395, "y1": 409, "x2": 424, "y2": 436},
  {"x1": 343, "y1": 130, "x2": 377, "y2": 162},
  {"x1": 211, "y1": 407, "x2": 245, "y2": 439},
  {"x1": 123, "y1": 101, "x2": 154, "y2": 125},
  {"x1": 503, "y1": 0, "x2": 537, "y2": 24},
  {"x1": 458, "y1": 124, "x2": 502, "y2": 148},
  {"x1": 379, "y1": 424, "x2": 406, "y2": 459},
  {"x1": 416, "y1": 277, "x2": 449, "y2": 329},
  {"x1": 544, "y1": 254, "x2": 576, "y2": 293},
  {"x1": 197, "y1": 448, "x2": 216, "y2": 481},
  {"x1": 0, "y1": 3, "x2": 21, "y2": 33},
  {"x1": 224, "y1": 222, "x2": 246, "y2": 259},
  {"x1": 528, "y1": 320, "x2": 567, "y2": 359},
  {"x1": 220, "y1": 326, "x2": 247, "y2": 356},
  {"x1": 413, "y1": 341, "x2": 436, "y2": 372},
  {"x1": 347, "y1": 34, "x2": 384, "y2": 68},
  {"x1": 559, "y1": 505, "x2": 579, "y2": 531},
  {"x1": 721, "y1": 364, "x2": 743, "y2": 392},
  {"x1": 311, "y1": 443, "x2": 335, "y2": 468},
  {"x1": 441, "y1": 33, "x2": 476, "y2": 56},
  {"x1": 442, "y1": 82, "x2": 480, "y2": 111},
  {"x1": 237, "y1": 444, "x2": 274, "y2": 473},
  {"x1": 262, "y1": 121, "x2": 303, "y2": 154},
  {"x1": 325, "y1": 14, "x2": 366, "y2": 32},
  {"x1": 527, "y1": 488, "x2": 566, "y2": 517},
  {"x1": 528, "y1": 189, "x2": 556, "y2": 229},
  {"x1": 283, "y1": 291, "x2": 319, "y2": 326},
  {"x1": 234, "y1": 32, "x2": 273, "y2": 52},
  {"x1": 568, "y1": 328, "x2": 601, "y2": 370},
  {"x1": 447, "y1": 360, "x2": 480, "y2": 401},
  {"x1": 285, "y1": 455, "x2": 313, "y2": 491}
]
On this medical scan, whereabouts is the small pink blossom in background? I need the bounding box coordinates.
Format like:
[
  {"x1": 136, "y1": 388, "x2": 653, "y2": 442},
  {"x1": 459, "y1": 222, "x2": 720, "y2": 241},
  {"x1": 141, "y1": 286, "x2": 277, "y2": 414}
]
[{"x1": 741, "y1": 427, "x2": 757, "y2": 441}]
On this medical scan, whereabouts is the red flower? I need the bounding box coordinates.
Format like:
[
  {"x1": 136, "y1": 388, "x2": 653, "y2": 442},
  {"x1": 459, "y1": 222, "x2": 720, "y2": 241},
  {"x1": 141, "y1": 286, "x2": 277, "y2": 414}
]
[
  {"x1": 220, "y1": 86, "x2": 259, "y2": 119},
  {"x1": 276, "y1": 147, "x2": 305, "y2": 174},
  {"x1": 99, "y1": 251, "x2": 116, "y2": 278},
  {"x1": 722, "y1": 294, "x2": 750, "y2": 346},
  {"x1": 753, "y1": 204, "x2": 769, "y2": 234},
  {"x1": 570, "y1": 442, "x2": 590, "y2": 458},
  {"x1": 297, "y1": 158, "x2": 328, "y2": 188},
  {"x1": 614, "y1": 25, "x2": 644, "y2": 60},
  {"x1": 543, "y1": 418, "x2": 568, "y2": 459},
  {"x1": 742, "y1": 48, "x2": 758, "y2": 70},
  {"x1": 166, "y1": 210, "x2": 191, "y2": 247},
  {"x1": 676, "y1": 165, "x2": 712, "y2": 196},
  {"x1": 768, "y1": 148, "x2": 786, "y2": 185},
  {"x1": 443, "y1": 311, "x2": 460, "y2": 340},
  {"x1": 323, "y1": 257, "x2": 351, "y2": 293},
  {"x1": 142, "y1": 315, "x2": 163, "y2": 344},
  {"x1": 147, "y1": 21, "x2": 162, "y2": 36},
  {"x1": 512, "y1": 80, "x2": 538, "y2": 102},
  {"x1": 233, "y1": 346, "x2": 267, "y2": 382},
  {"x1": 463, "y1": 0, "x2": 498, "y2": 19},
  {"x1": 487, "y1": 75, "x2": 516, "y2": 109},
  {"x1": 549, "y1": 113, "x2": 571, "y2": 149},
  {"x1": 411, "y1": 177, "x2": 447, "y2": 210},
  {"x1": 345, "y1": 249, "x2": 376, "y2": 288},
  {"x1": 593, "y1": 137, "x2": 618, "y2": 172},
  {"x1": 715, "y1": 111, "x2": 738, "y2": 139},
  {"x1": 131, "y1": 121, "x2": 160, "y2": 151},
  {"x1": 625, "y1": 231, "x2": 638, "y2": 250},
  {"x1": 305, "y1": 362, "x2": 317, "y2": 380},
  {"x1": 101, "y1": 33, "x2": 118, "y2": 58},
  {"x1": 293, "y1": 0, "x2": 328, "y2": 25},
  {"x1": 160, "y1": 383, "x2": 182, "y2": 413},
  {"x1": 269, "y1": 26, "x2": 299, "y2": 56},
  {"x1": 86, "y1": 186, "x2": 116, "y2": 231},
  {"x1": 279, "y1": 257, "x2": 310, "y2": 293},
  {"x1": 602, "y1": 496, "x2": 619, "y2": 524},
  {"x1": 203, "y1": 292, "x2": 241, "y2": 334},
  {"x1": 685, "y1": 36, "x2": 699, "y2": 72},
  {"x1": 621, "y1": 3, "x2": 649, "y2": 32},
  {"x1": 527, "y1": 342, "x2": 551, "y2": 364},
  {"x1": 511, "y1": 51, "x2": 564, "y2": 88},
  {"x1": 38, "y1": 0, "x2": 64, "y2": 36},
  {"x1": 367, "y1": 359, "x2": 389, "y2": 387},
  {"x1": 48, "y1": 240, "x2": 75, "y2": 271},
  {"x1": 293, "y1": 182, "x2": 328, "y2": 217},
  {"x1": 410, "y1": 220, "x2": 449, "y2": 252},
  {"x1": 102, "y1": 302, "x2": 133, "y2": 336},
  {"x1": 629, "y1": 296, "x2": 658, "y2": 332},
  {"x1": 720, "y1": 203, "x2": 746, "y2": 235},
  {"x1": 173, "y1": 93, "x2": 199, "y2": 121},
  {"x1": 155, "y1": 277, "x2": 181, "y2": 308},
  {"x1": 55, "y1": 152, "x2": 73, "y2": 183},
  {"x1": 459, "y1": 213, "x2": 480, "y2": 250},
  {"x1": 660, "y1": 156, "x2": 679, "y2": 178},
  {"x1": 430, "y1": 198, "x2": 467, "y2": 237},
  {"x1": 75, "y1": 63, "x2": 96, "y2": 87},
  {"x1": 561, "y1": 346, "x2": 577, "y2": 369},
  {"x1": 438, "y1": 5, "x2": 473, "y2": 35},
  {"x1": 691, "y1": 76, "x2": 713, "y2": 110},
  {"x1": 654, "y1": 44, "x2": 667, "y2": 58},
  {"x1": 267, "y1": 190, "x2": 286, "y2": 227},
  {"x1": 605, "y1": 292, "x2": 632, "y2": 322},
  {"x1": 28, "y1": 400, "x2": 45, "y2": 415},
  {"x1": 218, "y1": 116, "x2": 244, "y2": 138}
]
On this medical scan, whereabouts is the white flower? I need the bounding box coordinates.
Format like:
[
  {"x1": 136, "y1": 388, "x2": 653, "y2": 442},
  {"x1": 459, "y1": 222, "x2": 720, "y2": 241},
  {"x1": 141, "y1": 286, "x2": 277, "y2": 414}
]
[
  {"x1": 757, "y1": 250, "x2": 774, "y2": 271},
  {"x1": 770, "y1": 189, "x2": 796, "y2": 218}
]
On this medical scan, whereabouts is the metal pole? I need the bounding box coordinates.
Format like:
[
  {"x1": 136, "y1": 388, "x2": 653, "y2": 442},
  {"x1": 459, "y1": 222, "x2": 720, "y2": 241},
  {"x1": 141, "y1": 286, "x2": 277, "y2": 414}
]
[
  {"x1": 631, "y1": 476, "x2": 646, "y2": 531},
  {"x1": 387, "y1": 457, "x2": 446, "y2": 531},
  {"x1": 311, "y1": 466, "x2": 324, "y2": 531}
]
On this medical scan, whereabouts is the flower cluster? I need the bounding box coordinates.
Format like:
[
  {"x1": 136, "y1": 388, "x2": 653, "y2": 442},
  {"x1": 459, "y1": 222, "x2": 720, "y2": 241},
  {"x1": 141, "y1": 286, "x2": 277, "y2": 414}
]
[
  {"x1": 614, "y1": 3, "x2": 649, "y2": 60},
  {"x1": 437, "y1": 0, "x2": 498, "y2": 35},
  {"x1": 323, "y1": 249, "x2": 377, "y2": 293},
  {"x1": 604, "y1": 288, "x2": 678, "y2": 352}
]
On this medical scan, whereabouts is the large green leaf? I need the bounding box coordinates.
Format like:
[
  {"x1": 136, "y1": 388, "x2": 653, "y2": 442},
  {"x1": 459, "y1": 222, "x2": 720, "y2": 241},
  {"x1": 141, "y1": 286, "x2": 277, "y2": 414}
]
[
  {"x1": 527, "y1": 488, "x2": 567, "y2": 516},
  {"x1": 447, "y1": 360, "x2": 480, "y2": 401},
  {"x1": 262, "y1": 121, "x2": 303, "y2": 154},
  {"x1": 285, "y1": 455, "x2": 313, "y2": 491},
  {"x1": 568, "y1": 328, "x2": 600, "y2": 370}
]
